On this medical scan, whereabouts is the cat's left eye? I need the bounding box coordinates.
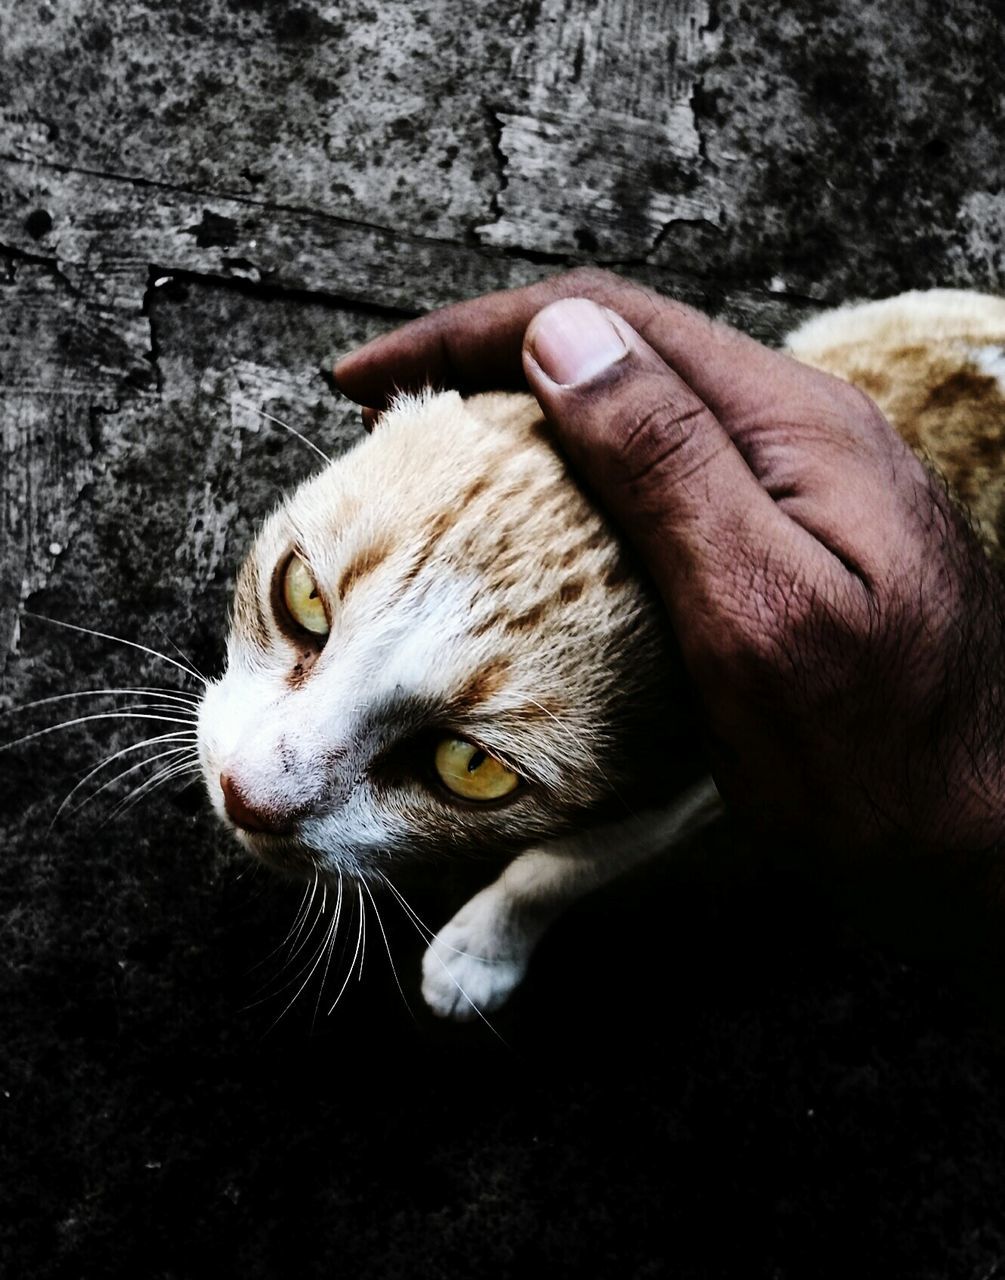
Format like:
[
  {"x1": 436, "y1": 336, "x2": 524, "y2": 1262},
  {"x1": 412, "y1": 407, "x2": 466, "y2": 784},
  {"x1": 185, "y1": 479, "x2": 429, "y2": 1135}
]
[
  {"x1": 282, "y1": 554, "x2": 330, "y2": 637},
  {"x1": 434, "y1": 737, "x2": 520, "y2": 801}
]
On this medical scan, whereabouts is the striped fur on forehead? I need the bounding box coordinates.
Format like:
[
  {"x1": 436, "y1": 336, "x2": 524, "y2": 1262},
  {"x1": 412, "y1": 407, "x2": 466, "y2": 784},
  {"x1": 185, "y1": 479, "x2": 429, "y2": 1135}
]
[
  {"x1": 230, "y1": 506, "x2": 291, "y2": 665},
  {"x1": 232, "y1": 554, "x2": 271, "y2": 654},
  {"x1": 273, "y1": 390, "x2": 653, "y2": 663}
]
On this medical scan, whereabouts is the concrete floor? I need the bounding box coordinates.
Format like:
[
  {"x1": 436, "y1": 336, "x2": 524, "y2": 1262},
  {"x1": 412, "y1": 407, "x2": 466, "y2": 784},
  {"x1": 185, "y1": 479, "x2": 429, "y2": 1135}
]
[{"x1": 2, "y1": 1, "x2": 1005, "y2": 1276}]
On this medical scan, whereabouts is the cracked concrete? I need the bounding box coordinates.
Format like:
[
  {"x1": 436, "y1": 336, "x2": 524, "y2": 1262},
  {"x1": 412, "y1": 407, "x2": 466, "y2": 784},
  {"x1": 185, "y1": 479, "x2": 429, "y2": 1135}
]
[
  {"x1": 478, "y1": 0, "x2": 719, "y2": 256},
  {"x1": 0, "y1": 0, "x2": 503, "y2": 241},
  {"x1": 3, "y1": 1, "x2": 1005, "y2": 1277},
  {"x1": 0, "y1": 251, "x2": 142, "y2": 681}
]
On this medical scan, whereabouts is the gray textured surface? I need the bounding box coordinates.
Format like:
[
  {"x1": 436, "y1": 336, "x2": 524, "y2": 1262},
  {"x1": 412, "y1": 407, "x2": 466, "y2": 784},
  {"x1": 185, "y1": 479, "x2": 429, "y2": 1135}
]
[{"x1": 3, "y1": 2, "x2": 1005, "y2": 1277}]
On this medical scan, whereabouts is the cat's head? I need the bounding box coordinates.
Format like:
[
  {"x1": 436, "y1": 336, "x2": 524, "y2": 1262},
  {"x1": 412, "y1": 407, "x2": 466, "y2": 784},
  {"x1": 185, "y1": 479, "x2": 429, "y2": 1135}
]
[{"x1": 197, "y1": 390, "x2": 685, "y2": 880}]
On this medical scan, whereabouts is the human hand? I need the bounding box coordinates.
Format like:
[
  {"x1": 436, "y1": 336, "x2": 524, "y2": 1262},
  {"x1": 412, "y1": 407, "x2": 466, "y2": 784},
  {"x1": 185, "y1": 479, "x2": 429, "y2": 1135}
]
[{"x1": 335, "y1": 269, "x2": 1005, "y2": 857}]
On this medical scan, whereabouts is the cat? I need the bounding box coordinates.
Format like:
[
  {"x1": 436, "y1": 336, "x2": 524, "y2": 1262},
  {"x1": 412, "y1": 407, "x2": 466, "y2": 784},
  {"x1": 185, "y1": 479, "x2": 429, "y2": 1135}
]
[
  {"x1": 786, "y1": 289, "x2": 1005, "y2": 561},
  {"x1": 196, "y1": 288, "x2": 1005, "y2": 1021}
]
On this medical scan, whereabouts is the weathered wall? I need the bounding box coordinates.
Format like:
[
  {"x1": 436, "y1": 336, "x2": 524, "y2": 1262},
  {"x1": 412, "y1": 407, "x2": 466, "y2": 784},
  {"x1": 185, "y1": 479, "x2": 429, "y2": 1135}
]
[{"x1": 2, "y1": 2, "x2": 1005, "y2": 1276}]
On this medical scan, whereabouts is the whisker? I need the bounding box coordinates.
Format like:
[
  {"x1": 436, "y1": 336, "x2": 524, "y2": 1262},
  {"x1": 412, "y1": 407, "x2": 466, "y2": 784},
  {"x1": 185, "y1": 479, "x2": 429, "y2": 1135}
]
[
  {"x1": 266, "y1": 915, "x2": 338, "y2": 1031},
  {"x1": 102, "y1": 758, "x2": 201, "y2": 826},
  {"x1": 151, "y1": 618, "x2": 211, "y2": 686},
  {"x1": 312, "y1": 870, "x2": 344, "y2": 1030},
  {"x1": 131, "y1": 705, "x2": 200, "y2": 720},
  {"x1": 230, "y1": 399, "x2": 333, "y2": 465},
  {"x1": 328, "y1": 870, "x2": 345, "y2": 982},
  {"x1": 376, "y1": 873, "x2": 432, "y2": 939},
  {"x1": 125, "y1": 754, "x2": 201, "y2": 805},
  {"x1": 327, "y1": 886, "x2": 365, "y2": 1015},
  {"x1": 362, "y1": 877, "x2": 414, "y2": 1020},
  {"x1": 356, "y1": 883, "x2": 367, "y2": 982},
  {"x1": 1, "y1": 710, "x2": 201, "y2": 754},
  {"x1": 1, "y1": 687, "x2": 202, "y2": 718},
  {"x1": 378, "y1": 874, "x2": 442, "y2": 945},
  {"x1": 251, "y1": 872, "x2": 318, "y2": 973},
  {"x1": 266, "y1": 882, "x2": 341, "y2": 1032},
  {"x1": 376, "y1": 871, "x2": 506, "y2": 1042},
  {"x1": 23, "y1": 613, "x2": 209, "y2": 687},
  {"x1": 251, "y1": 878, "x2": 330, "y2": 1007},
  {"x1": 283, "y1": 873, "x2": 326, "y2": 969},
  {"x1": 52, "y1": 731, "x2": 198, "y2": 825},
  {"x1": 377, "y1": 871, "x2": 466, "y2": 954},
  {"x1": 67, "y1": 745, "x2": 197, "y2": 820},
  {"x1": 524, "y1": 695, "x2": 631, "y2": 814}
]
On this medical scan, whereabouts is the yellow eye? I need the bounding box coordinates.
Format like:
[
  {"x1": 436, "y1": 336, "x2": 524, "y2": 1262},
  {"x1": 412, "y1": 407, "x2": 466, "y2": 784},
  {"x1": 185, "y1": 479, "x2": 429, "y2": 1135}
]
[
  {"x1": 282, "y1": 554, "x2": 330, "y2": 637},
  {"x1": 434, "y1": 737, "x2": 520, "y2": 801}
]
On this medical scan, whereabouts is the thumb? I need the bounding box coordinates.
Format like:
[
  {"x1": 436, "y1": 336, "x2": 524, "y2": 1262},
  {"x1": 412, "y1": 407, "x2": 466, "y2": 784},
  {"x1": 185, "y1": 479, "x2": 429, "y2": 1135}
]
[{"x1": 522, "y1": 297, "x2": 809, "y2": 640}]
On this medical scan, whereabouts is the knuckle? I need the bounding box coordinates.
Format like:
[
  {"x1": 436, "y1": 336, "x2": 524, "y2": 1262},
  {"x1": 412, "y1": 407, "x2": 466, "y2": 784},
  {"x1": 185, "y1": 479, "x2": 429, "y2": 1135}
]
[
  {"x1": 555, "y1": 267, "x2": 657, "y2": 324},
  {"x1": 613, "y1": 392, "x2": 715, "y2": 490},
  {"x1": 845, "y1": 380, "x2": 887, "y2": 425},
  {"x1": 559, "y1": 265, "x2": 624, "y2": 296},
  {"x1": 838, "y1": 380, "x2": 900, "y2": 452}
]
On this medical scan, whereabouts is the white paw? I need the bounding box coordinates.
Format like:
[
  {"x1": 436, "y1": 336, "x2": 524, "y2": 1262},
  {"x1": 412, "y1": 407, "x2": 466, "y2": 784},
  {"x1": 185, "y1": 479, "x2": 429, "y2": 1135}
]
[{"x1": 420, "y1": 896, "x2": 533, "y2": 1022}]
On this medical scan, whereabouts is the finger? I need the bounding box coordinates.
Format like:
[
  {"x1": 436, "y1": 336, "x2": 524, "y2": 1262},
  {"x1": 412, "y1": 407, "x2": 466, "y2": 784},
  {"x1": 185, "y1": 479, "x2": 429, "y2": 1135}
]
[
  {"x1": 520, "y1": 297, "x2": 916, "y2": 589},
  {"x1": 332, "y1": 268, "x2": 792, "y2": 422},
  {"x1": 333, "y1": 275, "x2": 586, "y2": 406},
  {"x1": 521, "y1": 298, "x2": 847, "y2": 651}
]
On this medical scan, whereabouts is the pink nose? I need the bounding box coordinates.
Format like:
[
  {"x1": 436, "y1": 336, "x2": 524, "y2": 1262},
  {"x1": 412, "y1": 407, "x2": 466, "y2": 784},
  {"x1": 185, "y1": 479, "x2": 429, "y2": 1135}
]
[{"x1": 220, "y1": 773, "x2": 295, "y2": 836}]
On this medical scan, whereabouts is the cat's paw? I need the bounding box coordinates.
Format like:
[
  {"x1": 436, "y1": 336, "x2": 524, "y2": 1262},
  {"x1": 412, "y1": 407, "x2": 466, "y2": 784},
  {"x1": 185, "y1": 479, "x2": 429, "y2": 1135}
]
[{"x1": 420, "y1": 896, "x2": 532, "y2": 1022}]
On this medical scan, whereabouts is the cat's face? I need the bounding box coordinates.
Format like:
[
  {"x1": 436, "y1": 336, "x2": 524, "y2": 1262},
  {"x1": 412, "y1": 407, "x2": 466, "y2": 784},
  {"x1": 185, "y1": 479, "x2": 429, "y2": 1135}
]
[{"x1": 197, "y1": 391, "x2": 678, "y2": 881}]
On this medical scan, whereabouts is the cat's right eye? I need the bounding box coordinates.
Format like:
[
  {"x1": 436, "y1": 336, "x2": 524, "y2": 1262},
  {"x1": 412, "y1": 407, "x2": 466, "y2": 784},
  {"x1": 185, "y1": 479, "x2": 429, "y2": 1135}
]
[
  {"x1": 281, "y1": 554, "x2": 330, "y2": 637},
  {"x1": 434, "y1": 737, "x2": 520, "y2": 801}
]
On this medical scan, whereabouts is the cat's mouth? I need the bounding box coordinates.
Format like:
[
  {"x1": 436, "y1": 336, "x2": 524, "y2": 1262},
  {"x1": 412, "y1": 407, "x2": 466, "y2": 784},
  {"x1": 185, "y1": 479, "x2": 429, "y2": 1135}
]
[
  {"x1": 237, "y1": 829, "x2": 318, "y2": 875},
  {"x1": 219, "y1": 772, "x2": 319, "y2": 873},
  {"x1": 220, "y1": 771, "x2": 296, "y2": 835}
]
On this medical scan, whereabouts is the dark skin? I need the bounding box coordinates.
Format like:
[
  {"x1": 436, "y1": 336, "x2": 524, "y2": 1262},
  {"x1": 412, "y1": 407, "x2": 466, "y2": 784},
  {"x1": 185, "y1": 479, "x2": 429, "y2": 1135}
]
[{"x1": 335, "y1": 268, "x2": 1005, "y2": 859}]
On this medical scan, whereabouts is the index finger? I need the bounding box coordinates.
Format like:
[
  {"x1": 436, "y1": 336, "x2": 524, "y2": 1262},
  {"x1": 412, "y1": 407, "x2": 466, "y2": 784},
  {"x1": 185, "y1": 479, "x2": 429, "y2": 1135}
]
[
  {"x1": 333, "y1": 274, "x2": 597, "y2": 404},
  {"x1": 332, "y1": 268, "x2": 790, "y2": 422}
]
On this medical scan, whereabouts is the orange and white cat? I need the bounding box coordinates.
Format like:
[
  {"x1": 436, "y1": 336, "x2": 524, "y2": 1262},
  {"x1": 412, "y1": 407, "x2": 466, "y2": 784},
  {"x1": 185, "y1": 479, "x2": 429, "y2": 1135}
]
[{"x1": 197, "y1": 289, "x2": 1005, "y2": 1019}]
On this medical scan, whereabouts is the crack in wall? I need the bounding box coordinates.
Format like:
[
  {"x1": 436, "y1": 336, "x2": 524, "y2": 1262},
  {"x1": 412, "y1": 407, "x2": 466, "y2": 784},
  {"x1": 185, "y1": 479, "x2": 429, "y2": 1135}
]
[
  {"x1": 141, "y1": 270, "x2": 166, "y2": 397},
  {"x1": 145, "y1": 266, "x2": 423, "y2": 319},
  {"x1": 141, "y1": 265, "x2": 425, "y2": 404},
  {"x1": 480, "y1": 102, "x2": 510, "y2": 241},
  {"x1": 0, "y1": 151, "x2": 506, "y2": 262},
  {"x1": 0, "y1": 239, "x2": 82, "y2": 296},
  {"x1": 476, "y1": 2, "x2": 719, "y2": 258}
]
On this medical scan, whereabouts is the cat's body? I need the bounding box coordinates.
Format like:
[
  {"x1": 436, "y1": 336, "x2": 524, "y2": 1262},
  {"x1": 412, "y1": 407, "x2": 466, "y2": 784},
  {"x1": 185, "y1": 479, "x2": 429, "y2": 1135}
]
[
  {"x1": 197, "y1": 289, "x2": 1005, "y2": 1020},
  {"x1": 787, "y1": 290, "x2": 1005, "y2": 560}
]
